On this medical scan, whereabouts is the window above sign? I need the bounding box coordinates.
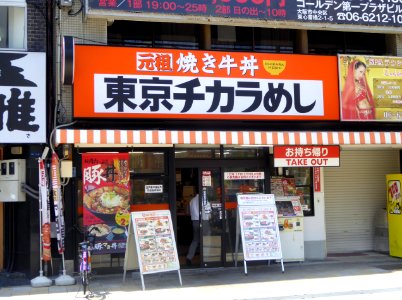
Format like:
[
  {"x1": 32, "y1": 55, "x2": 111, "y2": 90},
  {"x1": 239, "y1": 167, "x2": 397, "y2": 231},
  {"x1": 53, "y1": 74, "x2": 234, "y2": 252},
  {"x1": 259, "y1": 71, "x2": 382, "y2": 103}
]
[{"x1": 0, "y1": 1, "x2": 26, "y2": 50}]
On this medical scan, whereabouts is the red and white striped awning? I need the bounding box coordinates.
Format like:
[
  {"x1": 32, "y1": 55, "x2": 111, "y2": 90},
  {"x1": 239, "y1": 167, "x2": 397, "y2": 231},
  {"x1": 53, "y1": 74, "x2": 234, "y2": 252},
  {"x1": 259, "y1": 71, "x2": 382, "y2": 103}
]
[{"x1": 55, "y1": 129, "x2": 402, "y2": 147}]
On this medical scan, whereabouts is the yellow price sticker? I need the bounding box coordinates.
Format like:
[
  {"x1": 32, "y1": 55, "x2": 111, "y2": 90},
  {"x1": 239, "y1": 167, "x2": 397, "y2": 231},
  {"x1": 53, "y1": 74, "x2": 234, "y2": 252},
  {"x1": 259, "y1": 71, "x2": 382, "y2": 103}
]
[{"x1": 115, "y1": 209, "x2": 130, "y2": 227}]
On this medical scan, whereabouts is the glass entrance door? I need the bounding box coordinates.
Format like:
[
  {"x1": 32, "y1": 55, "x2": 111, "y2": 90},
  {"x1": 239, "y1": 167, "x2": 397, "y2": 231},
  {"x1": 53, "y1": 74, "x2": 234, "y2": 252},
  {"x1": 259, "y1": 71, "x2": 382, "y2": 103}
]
[
  {"x1": 200, "y1": 168, "x2": 223, "y2": 267},
  {"x1": 175, "y1": 163, "x2": 267, "y2": 268}
]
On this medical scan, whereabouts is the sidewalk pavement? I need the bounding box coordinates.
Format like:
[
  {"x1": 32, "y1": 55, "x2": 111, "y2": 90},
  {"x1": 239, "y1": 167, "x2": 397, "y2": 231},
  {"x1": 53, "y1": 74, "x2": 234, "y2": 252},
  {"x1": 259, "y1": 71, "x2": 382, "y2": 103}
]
[{"x1": 1, "y1": 252, "x2": 402, "y2": 299}]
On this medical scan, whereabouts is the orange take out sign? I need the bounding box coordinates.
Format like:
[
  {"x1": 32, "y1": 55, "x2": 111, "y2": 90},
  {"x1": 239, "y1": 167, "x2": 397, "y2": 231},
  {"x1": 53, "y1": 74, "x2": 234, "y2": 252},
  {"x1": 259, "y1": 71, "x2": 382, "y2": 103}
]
[{"x1": 73, "y1": 45, "x2": 339, "y2": 121}]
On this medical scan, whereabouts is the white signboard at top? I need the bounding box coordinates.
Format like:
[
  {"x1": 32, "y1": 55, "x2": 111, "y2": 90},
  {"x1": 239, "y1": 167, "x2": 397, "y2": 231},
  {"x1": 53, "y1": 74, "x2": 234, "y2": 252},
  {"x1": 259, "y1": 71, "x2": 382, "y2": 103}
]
[
  {"x1": 237, "y1": 193, "x2": 275, "y2": 206},
  {"x1": 224, "y1": 172, "x2": 265, "y2": 180},
  {"x1": 0, "y1": 52, "x2": 46, "y2": 143},
  {"x1": 145, "y1": 185, "x2": 163, "y2": 193}
]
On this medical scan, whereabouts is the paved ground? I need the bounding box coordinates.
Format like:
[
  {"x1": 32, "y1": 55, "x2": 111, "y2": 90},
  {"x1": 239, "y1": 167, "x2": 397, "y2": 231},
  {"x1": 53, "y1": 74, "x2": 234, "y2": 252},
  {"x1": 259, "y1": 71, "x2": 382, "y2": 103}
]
[{"x1": 1, "y1": 252, "x2": 402, "y2": 299}]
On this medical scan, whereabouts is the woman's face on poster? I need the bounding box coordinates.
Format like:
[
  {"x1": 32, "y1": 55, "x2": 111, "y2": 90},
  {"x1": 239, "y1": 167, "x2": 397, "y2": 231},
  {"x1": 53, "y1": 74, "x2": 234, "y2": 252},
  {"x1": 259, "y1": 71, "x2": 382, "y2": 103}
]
[{"x1": 354, "y1": 64, "x2": 366, "y2": 82}]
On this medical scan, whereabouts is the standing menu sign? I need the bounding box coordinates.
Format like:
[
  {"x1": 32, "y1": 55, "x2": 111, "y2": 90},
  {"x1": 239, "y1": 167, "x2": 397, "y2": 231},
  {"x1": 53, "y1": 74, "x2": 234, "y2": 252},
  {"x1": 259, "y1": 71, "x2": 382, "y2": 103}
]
[
  {"x1": 123, "y1": 210, "x2": 182, "y2": 290},
  {"x1": 235, "y1": 194, "x2": 284, "y2": 275}
]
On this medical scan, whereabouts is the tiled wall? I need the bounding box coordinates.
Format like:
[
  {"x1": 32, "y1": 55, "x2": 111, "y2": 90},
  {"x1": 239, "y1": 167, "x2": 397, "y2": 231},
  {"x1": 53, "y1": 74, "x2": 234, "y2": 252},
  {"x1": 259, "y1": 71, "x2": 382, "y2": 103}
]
[{"x1": 56, "y1": 7, "x2": 107, "y2": 122}]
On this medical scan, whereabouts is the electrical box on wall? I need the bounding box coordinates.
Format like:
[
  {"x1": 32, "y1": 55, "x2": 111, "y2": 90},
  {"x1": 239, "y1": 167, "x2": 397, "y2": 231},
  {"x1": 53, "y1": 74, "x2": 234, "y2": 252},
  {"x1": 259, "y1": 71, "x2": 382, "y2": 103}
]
[
  {"x1": 60, "y1": 160, "x2": 73, "y2": 178},
  {"x1": 59, "y1": 0, "x2": 73, "y2": 7},
  {"x1": 0, "y1": 159, "x2": 26, "y2": 202}
]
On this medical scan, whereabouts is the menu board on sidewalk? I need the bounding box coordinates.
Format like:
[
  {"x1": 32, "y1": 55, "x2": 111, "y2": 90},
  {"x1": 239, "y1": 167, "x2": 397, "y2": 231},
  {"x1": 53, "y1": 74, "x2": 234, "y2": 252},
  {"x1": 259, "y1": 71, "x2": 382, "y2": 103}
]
[
  {"x1": 235, "y1": 194, "x2": 284, "y2": 274},
  {"x1": 123, "y1": 210, "x2": 182, "y2": 290},
  {"x1": 132, "y1": 210, "x2": 180, "y2": 274}
]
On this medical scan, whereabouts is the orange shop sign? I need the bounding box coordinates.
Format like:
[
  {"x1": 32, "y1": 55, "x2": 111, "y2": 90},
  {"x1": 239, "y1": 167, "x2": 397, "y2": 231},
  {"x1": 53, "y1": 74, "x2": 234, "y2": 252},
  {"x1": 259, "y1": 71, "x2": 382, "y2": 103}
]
[
  {"x1": 73, "y1": 45, "x2": 339, "y2": 121},
  {"x1": 274, "y1": 145, "x2": 340, "y2": 167}
]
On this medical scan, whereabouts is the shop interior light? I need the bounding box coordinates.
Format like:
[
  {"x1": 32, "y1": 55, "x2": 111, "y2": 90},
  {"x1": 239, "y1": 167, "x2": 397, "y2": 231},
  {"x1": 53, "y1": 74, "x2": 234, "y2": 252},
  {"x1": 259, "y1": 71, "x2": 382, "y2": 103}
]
[
  {"x1": 75, "y1": 143, "x2": 173, "y2": 148},
  {"x1": 341, "y1": 145, "x2": 393, "y2": 150},
  {"x1": 239, "y1": 144, "x2": 274, "y2": 148},
  {"x1": 86, "y1": 151, "x2": 119, "y2": 154},
  {"x1": 175, "y1": 144, "x2": 219, "y2": 148}
]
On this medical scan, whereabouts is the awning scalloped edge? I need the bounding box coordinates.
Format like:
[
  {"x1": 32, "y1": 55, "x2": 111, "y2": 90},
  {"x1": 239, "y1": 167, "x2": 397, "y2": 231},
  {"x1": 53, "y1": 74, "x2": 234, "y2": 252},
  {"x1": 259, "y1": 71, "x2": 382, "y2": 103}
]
[{"x1": 55, "y1": 129, "x2": 402, "y2": 147}]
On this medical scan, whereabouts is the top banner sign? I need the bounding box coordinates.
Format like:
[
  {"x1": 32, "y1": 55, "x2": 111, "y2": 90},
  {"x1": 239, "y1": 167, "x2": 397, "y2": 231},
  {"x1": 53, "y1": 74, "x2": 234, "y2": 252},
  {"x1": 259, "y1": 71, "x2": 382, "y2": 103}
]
[
  {"x1": 73, "y1": 45, "x2": 339, "y2": 120},
  {"x1": 87, "y1": 0, "x2": 402, "y2": 29}
]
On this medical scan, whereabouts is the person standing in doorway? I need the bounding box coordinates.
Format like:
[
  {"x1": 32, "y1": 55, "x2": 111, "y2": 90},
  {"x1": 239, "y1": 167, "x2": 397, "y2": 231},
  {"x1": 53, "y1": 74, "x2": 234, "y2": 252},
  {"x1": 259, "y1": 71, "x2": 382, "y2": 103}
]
[{"x1": 186, "y1": 193, "x2": 200, "y2": 266}]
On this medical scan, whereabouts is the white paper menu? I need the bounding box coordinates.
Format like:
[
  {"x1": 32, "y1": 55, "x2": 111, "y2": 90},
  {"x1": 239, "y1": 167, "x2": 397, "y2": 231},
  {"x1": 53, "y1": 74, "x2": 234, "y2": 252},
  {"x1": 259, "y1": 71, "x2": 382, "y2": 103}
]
[
  {"x1": 237, "y1": 194, "x2": 283, "y2": 261},
  {"x1": 131, "y1": 210, "x2": 180, "y2": 274}
]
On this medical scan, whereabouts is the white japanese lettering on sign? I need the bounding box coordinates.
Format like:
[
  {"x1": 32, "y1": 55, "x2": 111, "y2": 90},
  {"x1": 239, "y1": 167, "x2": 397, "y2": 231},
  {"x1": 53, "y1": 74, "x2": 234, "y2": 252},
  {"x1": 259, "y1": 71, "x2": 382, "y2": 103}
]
[
  {"x1": 274, "y1": 145, "x2": 340, "y2": 167},
  {"x1": 90, "y1": 0, "x2": 402, "y2": 27},
  {"x1": 94, "y1": 74, "x2": 323, "y2": 117},
  {"x1": 83, "y1": 164, "x2": 106, "y2": 185},
  {"x1": 284, "y1": 146, "x2": 329, "y2": 157},
  {"x1": 296, "y1": 0, "x2": 402, "y2": 25},
  {"x1": 137, "y1": 51, "x2": 259, "y2": 76}
]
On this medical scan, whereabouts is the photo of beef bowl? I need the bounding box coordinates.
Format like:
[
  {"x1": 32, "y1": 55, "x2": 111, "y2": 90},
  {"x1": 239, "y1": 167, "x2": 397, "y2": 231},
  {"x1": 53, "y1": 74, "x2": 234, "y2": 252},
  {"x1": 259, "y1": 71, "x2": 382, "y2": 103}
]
[{"x1": 83, "y1": 186, "x2": 130, "y2": 222}]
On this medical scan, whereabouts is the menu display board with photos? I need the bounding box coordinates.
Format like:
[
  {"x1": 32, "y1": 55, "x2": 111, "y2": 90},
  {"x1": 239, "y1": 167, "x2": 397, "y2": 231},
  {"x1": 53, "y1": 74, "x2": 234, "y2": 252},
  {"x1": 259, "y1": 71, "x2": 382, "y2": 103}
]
[
  {"x1": 123, "y1": 210, "x2": 182, "y2": 290},
  {"x1": 235, "y1": 194, "x2": 284, "y2": 275},
  {"x1": 82, "y1": 153, "x2": 131, "y2": 254},
  {"x1": 133, "y1": 210, "x2": 180, "y2": 273}
]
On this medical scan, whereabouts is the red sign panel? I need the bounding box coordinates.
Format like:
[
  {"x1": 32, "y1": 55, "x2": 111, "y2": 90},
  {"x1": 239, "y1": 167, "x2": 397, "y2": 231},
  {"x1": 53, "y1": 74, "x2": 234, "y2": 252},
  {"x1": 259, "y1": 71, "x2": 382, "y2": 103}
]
[
  {"x1": 82, "y1": 153, "x2": 131, "y2": 254},
  {"x1": 274, "y1": 145, "x2": 340, "y2": 167},
  {"x1": 73, "y1": 45, "x2": 339, "y2": 121},
  {"x1": 313, "y1": 167, "x2": 321, "y2": 192}
]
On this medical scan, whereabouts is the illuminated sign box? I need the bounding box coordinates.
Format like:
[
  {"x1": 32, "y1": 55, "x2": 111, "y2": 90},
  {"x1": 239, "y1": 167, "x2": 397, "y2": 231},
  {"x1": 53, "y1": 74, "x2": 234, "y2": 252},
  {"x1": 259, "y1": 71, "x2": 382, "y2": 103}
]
[
  {"x1": 274, "y1": 145, "x2": 340, "y2": 167},
  {"x1": 73, "y1": 45, "x2": 339, "y2": 121}
]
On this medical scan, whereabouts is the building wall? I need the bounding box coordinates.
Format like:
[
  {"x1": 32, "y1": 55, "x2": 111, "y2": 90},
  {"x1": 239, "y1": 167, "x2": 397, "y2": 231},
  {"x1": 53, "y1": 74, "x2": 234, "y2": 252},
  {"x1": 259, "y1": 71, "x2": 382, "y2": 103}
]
[
  {"x1": 1, "y1": 0, "x2": 48, "y2": 276},
  {"x1": 397, "y1": 35, "x2": 402, "y2": 56},
  {"x1": 57, "y1": 7, "x2": 107, "y2": 123},
  {"x1": 27, "y1": 0, "x2": 47, "y2": 51},
  {"x1": 304, "y1": 181, "x2": 327, "y2": 259}
]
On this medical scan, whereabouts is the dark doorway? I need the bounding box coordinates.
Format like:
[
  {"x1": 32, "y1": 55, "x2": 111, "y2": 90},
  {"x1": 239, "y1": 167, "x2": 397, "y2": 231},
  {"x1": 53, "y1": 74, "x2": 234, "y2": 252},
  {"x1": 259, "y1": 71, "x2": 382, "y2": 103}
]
[{"x1": 176, "y1": 168, "x2": 200, "y2": 267}]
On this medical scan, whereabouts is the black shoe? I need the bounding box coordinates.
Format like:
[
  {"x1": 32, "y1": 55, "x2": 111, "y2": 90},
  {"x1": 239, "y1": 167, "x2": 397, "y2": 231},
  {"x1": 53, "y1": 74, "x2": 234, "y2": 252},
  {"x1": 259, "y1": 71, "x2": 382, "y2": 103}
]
[{"x1": 186, "y1": 259, "x2": 192, "y2": 266}]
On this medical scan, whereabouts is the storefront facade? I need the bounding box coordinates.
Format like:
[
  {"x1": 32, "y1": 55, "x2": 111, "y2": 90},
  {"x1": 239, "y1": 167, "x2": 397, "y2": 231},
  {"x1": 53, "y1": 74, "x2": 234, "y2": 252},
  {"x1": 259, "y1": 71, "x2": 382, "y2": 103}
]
[
  {"x1": 4, "y1": 0, "x2": 399, "y2": 277},
  {"x1": 56, "y1": 130, "x2": 401, "y2": 269}
]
